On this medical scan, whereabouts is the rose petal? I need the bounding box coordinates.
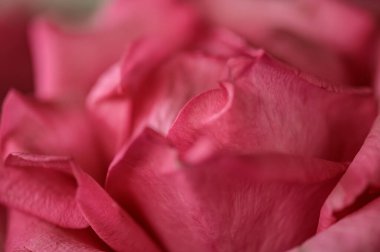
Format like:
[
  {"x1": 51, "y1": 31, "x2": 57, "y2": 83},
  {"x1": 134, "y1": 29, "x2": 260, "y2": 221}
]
[
  {"x1": 73, "y1": 159, "x2": 160, "y2": 252},
  {"x1": 4, "y1": 152, "x2": 159, "y2": 251},
  {"x1": 168, "y1": 54, "x2": 377, "y2": 161},
  {"x1": 106, "y1": 128, "x2": 345, "y2": 252},
  {"x1": 87, "y1": 42, "x2": 227, "y2": 157},
  {"x1": 0, "y1": 90, "x2": 106, "y2": 182},
  {"x1": 0, "y1": 154, "x2": 87, "y2": 228},
  {"x1": 290, "y1": 197, "x2": 380, "y2": 252},
  {"x1": 5, "y1": 210, "x2": 107, "y2": 252}
]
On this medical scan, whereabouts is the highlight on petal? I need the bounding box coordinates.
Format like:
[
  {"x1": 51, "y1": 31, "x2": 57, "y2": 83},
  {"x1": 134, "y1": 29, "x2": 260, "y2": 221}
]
[
  {"x1": 197, "y1": 0, "x2": 377, "y2": 86},
  {"x1": 106, "y1": 128, "x2": 345, "y2": 252},
  {"x1": 0, "y1": 90, "x2": 106, "y2": 182},
  {"x1": 5, "y1": 210, "x2": 108, "y2": 252},
  {"x1": 3, "y1": 152, "x2": 159, "y2": 251},
  {"x1": 290, "y1": 198, "x2": 380, "y2": 252},
  {"x1": 168, "y1": 54, "x2": 377, "y2": 162},
  {"x1": 0, "y1": 153, "x2": 87, "y2": 228}
]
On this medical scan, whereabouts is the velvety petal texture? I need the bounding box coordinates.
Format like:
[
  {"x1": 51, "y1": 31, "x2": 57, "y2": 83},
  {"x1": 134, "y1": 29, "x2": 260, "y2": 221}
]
[
  {"x1": 0, "y1": 154, "x2": 86, "y2": 228},
  {"x1": 5, "y1": 210, "x2": 106, "y2": 252},
  {"x1": 107, "y1": 129, "x2": 345, "y2": 252},
  {"x1": 169, "y1": 53, "x2": 377, "y2": 161}
]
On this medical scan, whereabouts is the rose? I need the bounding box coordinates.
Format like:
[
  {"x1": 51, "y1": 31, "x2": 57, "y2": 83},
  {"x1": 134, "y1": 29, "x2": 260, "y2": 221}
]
[{"x1": 1, "y1": 0, "x2": 380, "y2": 251}]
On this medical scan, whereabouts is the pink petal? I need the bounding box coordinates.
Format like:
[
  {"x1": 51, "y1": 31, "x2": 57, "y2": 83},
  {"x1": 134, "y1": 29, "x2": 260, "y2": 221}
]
[
  {"x1": 106, "y1": 128, "x2": 345, "y2": 252},
  {"x1": 0, "y1": 154, "x2": 87, "y2": 228},
  {"x1": 168, "y1": 54, "x2": 377, "y2": 162},
  {"x1": 73, "y1": 158, "x2": 160, "y2": 252},
  {"x1": 0, "y1": 91, "x2": 106, "y2": 182},
  {"x1": 290, "y1": 198, "x2": 380, "y2": 252},
  {"x1": 4, "y1": 152, "x2": 159, "y2": 251},
  {"x1": 5, "y1": 210, "x2": 108, "y2": 252},
  {"x1": 87, "y1": 35, "x2": 229, "y2": 157},
  {"x1": 197, "y1": 0, "x2": 377, "y2": 86}
]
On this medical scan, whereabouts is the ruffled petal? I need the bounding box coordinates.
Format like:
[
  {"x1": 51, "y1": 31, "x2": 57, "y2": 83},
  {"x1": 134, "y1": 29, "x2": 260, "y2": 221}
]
[
  {"x1": 106, "y1": 128, "x2": 345, "y2": 252},
  {"x1": 168, "y1": 54, "x2": 377, "y2": 161}
]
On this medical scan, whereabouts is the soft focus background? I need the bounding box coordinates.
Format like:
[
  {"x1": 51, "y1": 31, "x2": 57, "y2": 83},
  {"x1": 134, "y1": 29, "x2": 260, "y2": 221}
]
[{"x1": 0, "y1": 0, "x2": 103, "y2": 104}]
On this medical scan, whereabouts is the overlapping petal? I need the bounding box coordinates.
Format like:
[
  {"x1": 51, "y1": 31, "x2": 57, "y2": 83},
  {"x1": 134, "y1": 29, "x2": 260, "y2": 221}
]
[
  {"x1": 106, "y1": 129, "x2": 345, "y2": 252},
  {"x1": 2, "y1": 152, "x2": 159, "y2": 251},
  {"x1": 87, "y1": 30, "x2": 239, "y2": 157},
  {"x1": 169, "y1": 54, "x2": 377, "y2": 161}
]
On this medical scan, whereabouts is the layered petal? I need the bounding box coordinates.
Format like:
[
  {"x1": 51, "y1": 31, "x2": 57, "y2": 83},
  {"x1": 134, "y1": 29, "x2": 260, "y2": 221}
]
[
  {"x1": 87, "y1": 34, "x2": 231, "y2": 157},
  {"x1": 0, "y1": 91, "x2": 106, "y2": 181},
  {"x1": 168, "y1": 54, "x2": 377, "y2": 161},
  {"x1": 291, "y1": 198, "x2": 380, "y2": 252},
  {"x1": 0, "y1": 154, "x2": 87, "y2": 228},
  {"x1": 106, "y1": 129, "x2": 345, "y2": 252},
  {"x1": 2, "y1": 152, "x2": 159, "y2": 251}
]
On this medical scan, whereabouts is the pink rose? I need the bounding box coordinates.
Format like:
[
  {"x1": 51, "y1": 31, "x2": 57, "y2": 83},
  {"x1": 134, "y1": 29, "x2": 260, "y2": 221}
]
[{"x1": 1, "y1": 0, "x2": 380, "y2": 251}]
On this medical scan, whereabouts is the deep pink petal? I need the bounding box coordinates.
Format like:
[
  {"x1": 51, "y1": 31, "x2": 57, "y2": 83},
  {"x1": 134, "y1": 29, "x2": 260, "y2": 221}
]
[
  {"x1": 168, "y1": 54, "x2": 377, "y2": 161},
  {"x1": 0, "y1": 91, "x2": 106, "y2": 182},
  {"x1": 5, "y1": 210, "x2": 108, "y2": 252},
  {"x1": 106, "y1": 129, "x2": 345, "y2": 252},
  {"x1": 290, "y1": 197, "x2": 380, "y2": 252},
  {"x1": 0, "y1": 154, "x2": 87, "y2": 228}
]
